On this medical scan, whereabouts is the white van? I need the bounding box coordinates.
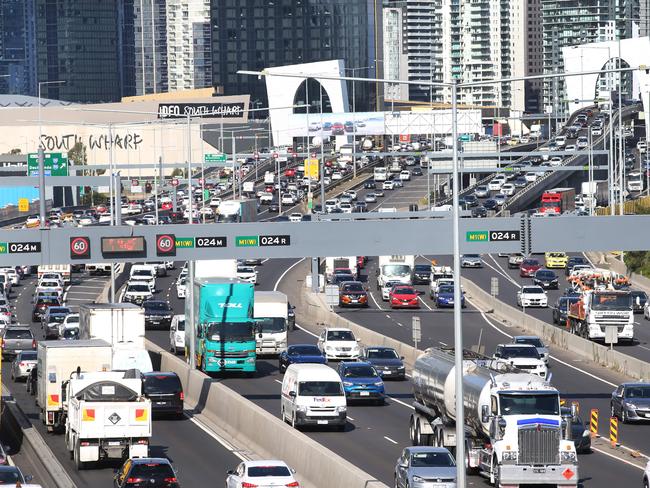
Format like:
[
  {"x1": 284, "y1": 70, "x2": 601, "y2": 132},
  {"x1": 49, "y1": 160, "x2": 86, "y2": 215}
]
[
  {"x1": 280, "y1": 364, "x2": 346, "y2": 430},
  {"x1": 112, "y1": 342, "x2": 153, "y2": 372},
  {"x1": 129, "y1": 264, "x2": 156, "y2": 291}
]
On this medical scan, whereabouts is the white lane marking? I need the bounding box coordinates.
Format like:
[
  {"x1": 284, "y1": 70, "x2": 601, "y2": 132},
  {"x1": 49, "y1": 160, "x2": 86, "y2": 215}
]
[
  {"x1": 439, "y1": 341, "x2": 447, "y2": 346},
  {"x1": 368, "y1": 291, "x2": 385, "y2": 311},
  {"x1": 474, "y1": 304, "x2": 618, "y2": 388},
  {"x1": 483, "y1": 257, "x2": 521, "y2": 288},
  {"x1": 396, "y1": 322, "x2": 403, "y2": 327},
  {"x1": 66, "y1": 291, "x2": 100, "y2": 296},
  {"x1": 590, "y1": 446, "x2": 645, "y2": 470},
  {"x1": 348, "y1": 416, "x2": 355, "y2": 421},
  {"x1": 273, "y1": 258, "x2": 305, "y2": 292},
  {"x1": 418, "y1": 296, "x2": 433, "y2": 311},
  {"x1": 638, "y1": 345, "x2": 650, "y2": 352},
  {"x1": 295, "y1": 323, "x2": 319, "y2": 339},
  {"x1": 384, "y1": 436, "x2": 398, "y2": 445},
  {"x1": 186, "y1": 415, "x2": 249, "y2": 462},
  {"x1": 274, "y1": 379, "x2": 282, "y2": 385},
  {"x1": 387, "y1": 395, "x2": 414, "y2": 411}
]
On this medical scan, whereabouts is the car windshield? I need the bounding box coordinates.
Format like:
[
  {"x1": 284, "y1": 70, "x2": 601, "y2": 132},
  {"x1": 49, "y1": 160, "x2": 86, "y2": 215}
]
[
  {"x1": 344, "y1": 365, "x2": 378, "y2": 378},
  {"x1": 49, "y1": 315, "x2": 66, "y2": 323},
  {"x1": 19, "y1": 351, "x2": 37, "y2": 360},
  {"x1": 143, "y1": 374, "x2": 182, "y2": 393},
  {"x1": 289, "y1": 345, "x2": 321, "y2": 355},
  {"x1": 3, "y1": 329, "x2": 32, "y2": 339},
  {"x1": 438, "y1": 285, "x2": 454, "y2": 294},
  {"x1": 501, "y1": 346, "x2": 540, "y2": 359},
  {"x1": 591, "y1": 293, "x2": 632, "y2": 310},
  {"x1": 247, "y1": 466, "x2": 292, "y2": 477},
  {"x1": 298, "y1": 381, "x2": 343, "y2": 396},
  {"x1": 410, "y1": 452, "x2": 455, "y2": 468},
  {"x1": 414, "y1": 265, "x2": 431, "y2": 272},
  {"x1": 536, "y1": 271, "x2": 556, "y2": 279},
  {"x1": 127, "y1": 284, "x2": 150, "y2": 293},
  {"x1": 0, "y1": 468, "x2": 23, "y2": 483},
  {"x1": 464, "y1": 255, "x2": 480, "y2": 259},
  {"x1": 37, "y1": 298, "x2": 59, "y2": 305},
  {"x1": 129, "y1": 463, "x2": 175, "y2": 480},
  {"x1": 514, "y1": 337, "x2": 544, "y2": 348},
  {"x1": 342, "y1": 283, "x2": 364, "y2": 292},
  {"x1": 500, "y1": 393, "x2": 560, "y2": 415},
  {"x1": 66, "y1": 315, "x2": 80, "y2": 324},
  {"x1": 394, "y1": 287, "x2": 415, "y2": 295},
  {"x1": 206, "y1": 321, "x2": 255, "y2": 342},
  {"x1": 624, "y1": 386, "x2": 650, "y2": 398},
  {"x1": 366, "y1": 349, "x2": 399, "y2": 359},
  {"x1": 327, "y1": 330, "x2": 355, "y2": 341},
  {"x1": 132, "y1": 269, "x2": 152, "y2": 277},
  {"x1": 522, "y1": 260, "x2": 539, "y2": 266},
  {"x1": 522, "y1": 287, "x2": 544, "y2": 294},
  {"x1": 334, "y1": 274, "x2": 354, "y2": 283},
  {"x1": 63, "y1": 328, "x2": 79, "y2": 339},
  {"x1": 144, "y1": 302, "x2": 170, "y2": 311},
  {"x1": 382, "y1": 265, "x2": 411, "y2": 277},
  {"x1": 255, "y1": 317, "x2": 286, "y2": 333}
]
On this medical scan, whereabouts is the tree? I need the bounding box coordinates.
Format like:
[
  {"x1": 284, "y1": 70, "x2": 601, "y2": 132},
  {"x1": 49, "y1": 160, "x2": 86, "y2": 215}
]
[
  {"x1": 9, "y1": 148, "x2": 21, "y2": 154},
  {"x1": 170, "y1": 168, "x2": 186, "y2": 178},
  {"x1": 68, "y1": 142, "x2": 105, "y2": 176}
]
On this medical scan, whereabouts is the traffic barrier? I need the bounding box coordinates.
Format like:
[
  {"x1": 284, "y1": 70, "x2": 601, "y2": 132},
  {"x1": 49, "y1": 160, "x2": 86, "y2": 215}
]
[
  {"x1": 145, "y1": 340, "x2": 388, "y2": 488},
  {"x1": 610, "y1": 416, "x2": 618, "y2": 447},
  {"x1": 590, "y1": 409, "x2": 599, "y2": 438},
  {"x1": 460, "y1": 277, "x2": 650, "y2": 381}
]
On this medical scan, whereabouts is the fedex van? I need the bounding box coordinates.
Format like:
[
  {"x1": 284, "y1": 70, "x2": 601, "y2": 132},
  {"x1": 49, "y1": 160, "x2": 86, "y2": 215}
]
[{"x1": 280, "y1": 364, "x2": 346, "y2": 430}]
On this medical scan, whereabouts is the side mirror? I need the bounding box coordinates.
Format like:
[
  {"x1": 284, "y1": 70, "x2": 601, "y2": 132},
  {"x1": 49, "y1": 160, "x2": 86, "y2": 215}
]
[
  {"x1": 289, "y1": 390, "x2": 297, "y2": 398},
  {"x1": 570, "y1": 403, "x2": 578, "y2": 420},
  {"x1": 356, "y1": 338, "x2": 361, "y2": 342},
  {"x1": 400, "y1": 356, "x2": 405, "y2": 360},
  {"x1": 25, "y1": 475, "x2": 33, "y2": 482},
  {"x1": 481, "y1": 404, "x2": 490, "y2": 423}
]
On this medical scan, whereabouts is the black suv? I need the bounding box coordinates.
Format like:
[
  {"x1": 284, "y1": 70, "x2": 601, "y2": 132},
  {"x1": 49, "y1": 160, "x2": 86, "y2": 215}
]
[
  {"x1": 141, "y1": 372, "x2": 184, "y2": 418},
  {"x1": 142, "y1": 300, "x2": 173, "y2": 329}
]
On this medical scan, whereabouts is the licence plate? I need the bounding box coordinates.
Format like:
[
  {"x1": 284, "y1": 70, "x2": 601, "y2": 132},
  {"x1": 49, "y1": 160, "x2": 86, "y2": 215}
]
[
  {"x1": 360, "y1": 391, "x2": 370, "y2": 396},
  {"x1": 383, "y1": 370, "x2": 392, "y2": 374},
  {"x1": 108, "y1": 441, "x2": 121, "y2": 446},
  {"x1": 317, "y1": 420, "x2": 328, "y2": 425},
  {"x1": 156, "y1": 401, "x2": 168, "y2": 405},
  {"x1": 533, "y1": 468, "x2": 546, "y2": 474}
]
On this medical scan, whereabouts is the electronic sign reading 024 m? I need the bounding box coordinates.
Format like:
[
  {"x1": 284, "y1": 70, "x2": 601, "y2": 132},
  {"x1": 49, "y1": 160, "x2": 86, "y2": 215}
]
[{"x1": 101, "y1": 236, "x2": 146, "y2": 258}]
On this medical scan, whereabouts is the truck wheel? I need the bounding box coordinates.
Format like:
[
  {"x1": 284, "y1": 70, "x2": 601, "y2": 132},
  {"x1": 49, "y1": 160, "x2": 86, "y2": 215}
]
[
  {"x1": 74, "y1": 442, "x2": 85, "y2": 470},
  {"x1": 492, "y1": 456, "x2": 500, "y2": 487},
  {"x1": 409, "y1": 417, "x2": 416, "y2": 444}
]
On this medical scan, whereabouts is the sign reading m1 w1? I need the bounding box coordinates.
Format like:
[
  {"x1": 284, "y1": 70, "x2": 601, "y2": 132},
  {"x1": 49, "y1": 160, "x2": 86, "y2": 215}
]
[
  {"x1": 466, "y1": 230, "x2": 520, "y2": 242},
  {"x1": 157, "y1": 102, "x2": 246, "y2": 119}
]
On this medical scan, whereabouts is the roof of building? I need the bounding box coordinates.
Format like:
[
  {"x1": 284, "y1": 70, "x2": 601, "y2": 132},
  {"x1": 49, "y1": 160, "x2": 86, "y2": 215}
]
[{"x1": 0, "y1": 95, "x2": 76, "y2": 108}]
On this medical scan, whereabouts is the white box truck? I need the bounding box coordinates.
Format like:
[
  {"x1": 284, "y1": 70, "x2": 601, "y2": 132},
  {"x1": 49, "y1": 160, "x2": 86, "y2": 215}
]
[
  {"x1": 64, "y1": 370, "x2": 152, "y2": 469},
  {"x1": 111, "y1": 342, "x2": 153, "y2": 373},
  {"x1": 254, "y1": 291, "x2": 289, "y2": 356},
  {"x1": 376, "y1": 255, "x2": 415, "y2": 289},
  {"x1": 37, "y1": 340, "x2": 113, "y2": 432},
  {"x1": 194, "y1": 259, "x2": 238, "y2": 279},
  {"x1": 79, "y1": 303, "x2": 145, "y2": 348},
  {"x1": 324, "y1": 256, "x2": 357, "y2": 283}
]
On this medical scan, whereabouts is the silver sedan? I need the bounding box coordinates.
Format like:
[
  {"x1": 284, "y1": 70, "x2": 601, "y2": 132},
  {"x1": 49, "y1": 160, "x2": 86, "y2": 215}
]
[{"x1": 11, "y1": 350, "x2": 37, "y2": 381}]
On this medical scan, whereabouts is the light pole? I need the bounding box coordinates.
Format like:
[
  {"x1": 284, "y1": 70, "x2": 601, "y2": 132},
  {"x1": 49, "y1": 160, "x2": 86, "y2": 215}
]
[{"x1": 345, "y1": 66, "x2": 374, "y2": 179}]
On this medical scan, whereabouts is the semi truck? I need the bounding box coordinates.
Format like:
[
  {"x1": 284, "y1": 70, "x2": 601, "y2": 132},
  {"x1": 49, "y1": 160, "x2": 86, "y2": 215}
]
[
  {"x1": 253, "y1": 291, "x2": 289, "y2": 356},
  {"x1": 217, "y1": 198, "x2": 257, "y2": 222},
  {"x1": 581, "y1": 180, "x2": 608, "y2": 207},
  {"x1": 324, "y1": 256, "x2": 358, "y2": 283},
  {"x1": 79, "y1": 303, "x2": 145, "y2": 348},
  {"x1": 186, "y1": 278, "x2": 257, "y2": 374},
  {"x1": 64, "y1": 370, "x2": 151, "y2": 469},
  {"x1": 540, "y1": 188, "x2": 575, "y2": 215},
  {"x1": 85, "y1": 263, "x2": 113, "y2": 276},
  {"x1": 37, "y1": 340, "x2": 113, "y2": 432},
  {"x1": 567, "y1": 289, "x2": 634, "y2": 342},
  {"x1": 376, "y1": 255, "x2": 415, "y2": 289},
  {"x1": 410, "y1": 347, "x2": 578, "y2": 487}
]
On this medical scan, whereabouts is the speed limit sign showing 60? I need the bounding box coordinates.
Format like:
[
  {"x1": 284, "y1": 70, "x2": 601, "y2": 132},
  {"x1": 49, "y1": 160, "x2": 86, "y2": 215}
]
[
  {"x1": 70, "y1": 236, "x2": 91, "y2": 259},
  {"x1": 156, "y1": 234, "x2": 176, "y2": 257}
]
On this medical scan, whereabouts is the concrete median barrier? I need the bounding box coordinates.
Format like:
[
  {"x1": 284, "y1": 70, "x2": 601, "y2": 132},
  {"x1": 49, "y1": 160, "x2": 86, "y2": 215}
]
[
  {"x1": 145, "y1": 340, "x2": 388, "y2": 488},
  {"x1": 461, "y1": 277, "x2": 650, "y2": 381}
]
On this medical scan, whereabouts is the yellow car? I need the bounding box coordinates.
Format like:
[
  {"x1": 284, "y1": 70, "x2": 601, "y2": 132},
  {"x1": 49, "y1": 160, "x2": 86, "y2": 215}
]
[{"x1": 545, "y1": 252, "x2": 569, "y2": 268}]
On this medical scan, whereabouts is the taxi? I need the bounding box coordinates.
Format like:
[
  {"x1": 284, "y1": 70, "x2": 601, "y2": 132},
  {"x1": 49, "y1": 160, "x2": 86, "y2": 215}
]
[{"x1": 545, "y1": 252, "x2": 569, "y2": 269}]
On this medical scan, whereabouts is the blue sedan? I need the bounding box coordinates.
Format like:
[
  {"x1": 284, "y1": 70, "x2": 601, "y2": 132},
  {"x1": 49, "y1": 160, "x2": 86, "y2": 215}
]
[
  {"x1": 278, "y1": 344, "x2": 326, "y2": 373},
  {"x1": 337, "y1": 362, "x2": 385, "y2": 405},
  {"x1": 434, "y1": 285, "x2": 465, "y2": 308}
]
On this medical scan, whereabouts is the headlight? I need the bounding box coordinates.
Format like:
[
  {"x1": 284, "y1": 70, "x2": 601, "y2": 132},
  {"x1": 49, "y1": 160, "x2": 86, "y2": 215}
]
[
  {"x1": 336, "y1": 406, "x2": 347, "y2": 413},
  {"x1": 561, "y1": 450, "x2": 577, "y2": 463},
  {"x1": 502, "y1": 450, "x2": 518, "y2": 461},
  {"x1": 325, "y1": 346, "x2": 334, "y2": 351},
  {"x1": 297, "y1": 405, "x2": 308, "y2": 413},
  {"x1": 374, "y1": 381, "x2": 384, "y2": 387},
  {"x1": 245, "y1": 357, "x2": 255, "y2": 363},
  {"x1": 625, "y1": 402, "x2": 637, "y2": 409},
  {"x1": 412, "y1": 475, "x2": 425, "y2": 482},
  {"x1": 582, "y1": 429, "x2": 590, "y2": 437},
  {"x1": 343, "y1": 382, "x2": 353, "y2": 387},
  {"x1": 397, "y1": 366, "x2": 405, "y2": 370}
]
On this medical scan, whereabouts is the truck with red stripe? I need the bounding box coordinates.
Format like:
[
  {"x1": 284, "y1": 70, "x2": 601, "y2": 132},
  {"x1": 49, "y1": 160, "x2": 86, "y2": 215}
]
[
  {"x1": 64, "y1": 370, "x2": 152, "y2": 469},
  {"x1": 540, "y1": 187, "x2": 576, "y2": 215}
]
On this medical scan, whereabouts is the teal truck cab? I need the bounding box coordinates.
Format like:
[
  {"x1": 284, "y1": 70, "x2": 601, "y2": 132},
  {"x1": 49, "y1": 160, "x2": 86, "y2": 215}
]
[{"x1": 187, "y1": 278, "x2": 256, "y2": 374}]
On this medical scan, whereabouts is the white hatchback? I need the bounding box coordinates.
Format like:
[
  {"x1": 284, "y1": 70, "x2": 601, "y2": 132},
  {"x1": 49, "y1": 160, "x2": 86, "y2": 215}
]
[
  {"x1": 317, "y1": 327, "x2": 361, "y2": 360},
  {"x1": 226, "y1": 460, "x2": 299, "y2": 488}
]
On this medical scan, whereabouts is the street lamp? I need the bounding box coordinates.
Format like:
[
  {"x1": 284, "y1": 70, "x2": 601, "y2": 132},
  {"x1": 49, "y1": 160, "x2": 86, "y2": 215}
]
[{"x1": 344, "y1": 66, "x2": 374, "y2": 179}]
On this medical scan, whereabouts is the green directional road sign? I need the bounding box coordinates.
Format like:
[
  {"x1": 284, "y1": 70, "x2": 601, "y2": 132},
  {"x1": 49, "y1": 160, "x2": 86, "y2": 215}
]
[
  {"x1": 466, "y1": 231, "x2": 489, "y2": 242},
  {"x1": 27, "y1": 152, "x2": 69, "y2": 176},
  {"x1": 175, "y1": 237, "x2": 195, "y2": 249},
  {"x1": 236, "y1": 236, "x2": 259, "y2": 247},
  {"x1": 204, "y1": 153, "x2": 227, "y2": 163}
]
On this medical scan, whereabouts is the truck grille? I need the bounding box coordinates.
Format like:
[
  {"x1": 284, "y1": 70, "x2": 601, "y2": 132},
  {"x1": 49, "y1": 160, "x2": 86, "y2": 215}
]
[
  {"x1": 518, "y1": 426, "x2": 560, "y2": 465},
  {"x1": 223, "y1": 352, "x2": 249, "y2": 358},
  {"x1": 594, "y1": 314, "x2": 630, "y2": 330}
]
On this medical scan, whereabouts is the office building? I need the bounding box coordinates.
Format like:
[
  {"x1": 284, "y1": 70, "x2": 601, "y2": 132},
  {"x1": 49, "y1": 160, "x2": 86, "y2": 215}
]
[
  {"x1": 382, "y1": 4, "x2": 409, "y2": 102},
  {"x1": 211, "y1": 0, "x2": 383, "y2": 113},
  {"x1": 133, "y1": 0, "x2": 168, "y2": 95},
  {"x1": 0, "y1": 0, "x2": 36, "y2": 96},
  {"x1": 35, "y1": 0, "x2": 122, "y2": 103},
  {"x1": 541, "y1": 0, "x2": 639, "y2": 116}
]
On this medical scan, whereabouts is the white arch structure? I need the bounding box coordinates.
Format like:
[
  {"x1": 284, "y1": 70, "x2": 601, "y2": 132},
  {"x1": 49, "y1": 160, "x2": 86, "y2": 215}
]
[
  {"x1": 264, "y1": 59, "x2": 350, "y2": 147},
  {"x1": 563, "y1": 37, "x2": 650, "y2": 142}
]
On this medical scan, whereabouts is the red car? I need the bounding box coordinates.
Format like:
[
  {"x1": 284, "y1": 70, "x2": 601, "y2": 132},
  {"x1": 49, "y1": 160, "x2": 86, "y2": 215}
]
[
  {"x1": 389, "y1": 285, "x2": 420, "y2": 309},
  {"x1": 332, "y1": 122, "x2": 345, "y2": 135},
  {"x1": 519, "y1": 259, "x2": 542, "y2": 277},
  {"x1": 285, "y1": 168, "x2": 296, "y2": 178},
  {"x1": 95, "y1": 204, "x2": 108, "y2": 214}
]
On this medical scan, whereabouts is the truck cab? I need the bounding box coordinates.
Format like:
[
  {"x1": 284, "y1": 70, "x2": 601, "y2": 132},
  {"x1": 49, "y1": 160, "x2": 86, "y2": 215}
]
[{"x1": 253, "y1": 291, "x2": 288, "y2": 357}]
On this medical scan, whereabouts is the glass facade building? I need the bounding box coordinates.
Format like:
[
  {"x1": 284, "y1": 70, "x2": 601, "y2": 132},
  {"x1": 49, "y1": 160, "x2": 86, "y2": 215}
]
[
  {"x1": 210, "y1": 0, "x2": 382, "y2": 113},
  {"x1": 0, "y1": 0, "x2": 36, "y2": 96}
]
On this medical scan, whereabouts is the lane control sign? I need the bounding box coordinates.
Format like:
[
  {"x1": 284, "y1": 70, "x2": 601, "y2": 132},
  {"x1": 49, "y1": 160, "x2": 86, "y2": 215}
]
[
  {"x1": 70, "y1": 237, "x2": 91, "y2": 259},
  {"x1": 156, "y1": 234, "x2": 176, "y2": 257}
]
